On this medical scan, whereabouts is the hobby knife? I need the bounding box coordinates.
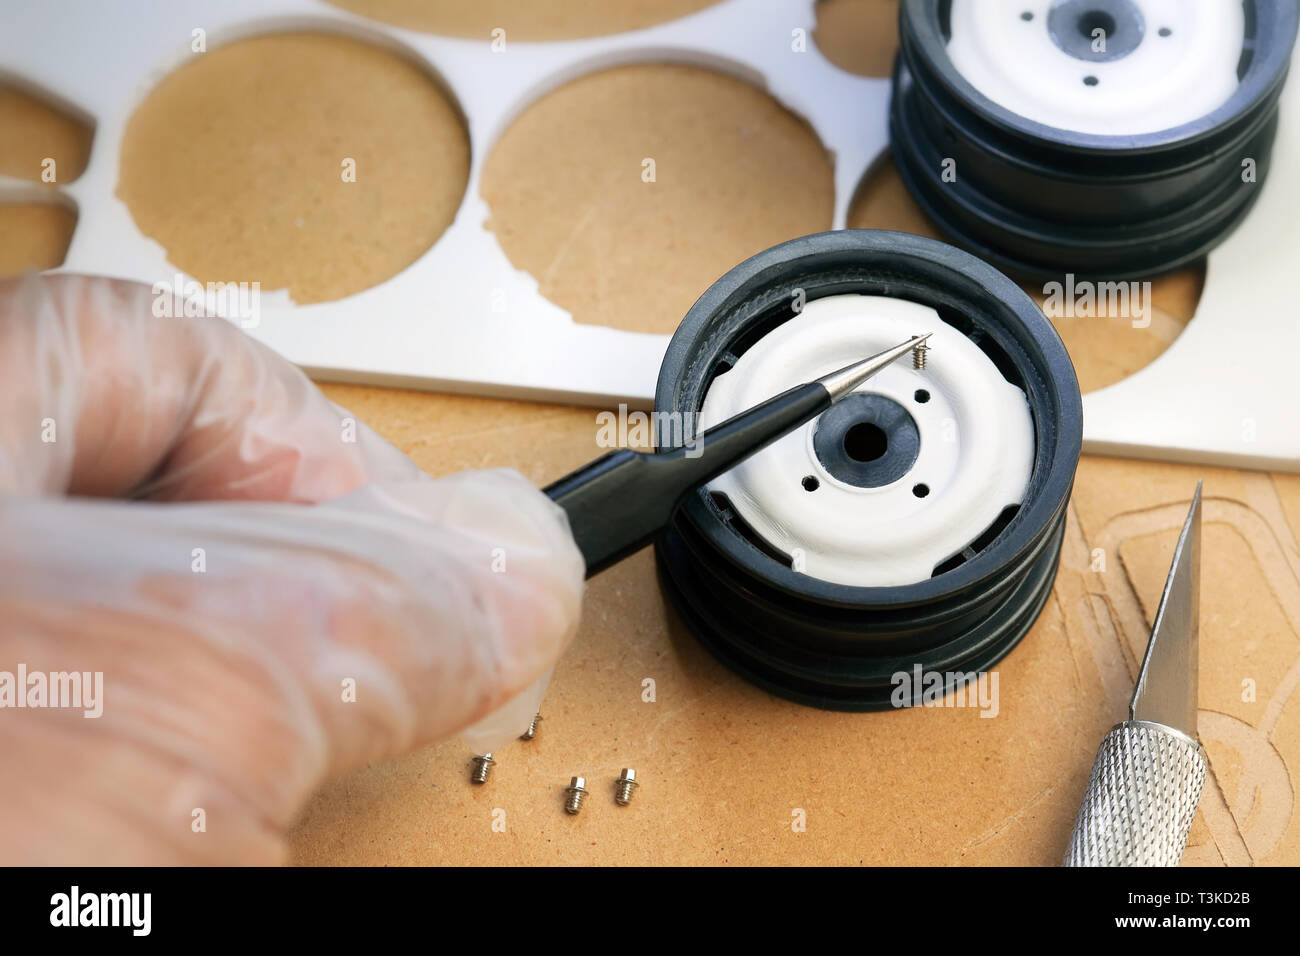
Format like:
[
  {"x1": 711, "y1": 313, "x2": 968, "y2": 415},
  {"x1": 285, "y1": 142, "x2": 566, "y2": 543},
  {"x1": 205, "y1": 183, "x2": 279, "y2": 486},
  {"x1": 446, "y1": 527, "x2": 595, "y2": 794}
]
[{"x1": 1064, "y1": 481, "x2": 1206, "y2": 867}]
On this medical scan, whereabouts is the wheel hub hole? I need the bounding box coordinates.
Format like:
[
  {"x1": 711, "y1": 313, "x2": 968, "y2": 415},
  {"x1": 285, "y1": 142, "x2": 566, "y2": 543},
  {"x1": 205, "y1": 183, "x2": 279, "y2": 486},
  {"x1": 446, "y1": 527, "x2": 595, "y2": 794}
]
[
  {"x1": 1077, "y1": 9, "x2": 1116, "y2": 39},
  {"x1": 843, "y1": 422, "x2": 888, "y2": 463},
  {"x1": 1047, "y1": 0, "x2": 1144, "y2": 63}
]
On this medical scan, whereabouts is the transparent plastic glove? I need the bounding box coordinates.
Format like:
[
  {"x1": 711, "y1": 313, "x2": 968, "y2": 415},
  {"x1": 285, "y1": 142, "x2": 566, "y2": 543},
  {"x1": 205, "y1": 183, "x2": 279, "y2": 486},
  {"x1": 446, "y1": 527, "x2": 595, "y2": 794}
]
[
  {"x1": 0, "y1": 274, "x2": 584, "y2": 864},
  {"x1": 460, "y1": 667, "x2": 554, "y2": 755}
]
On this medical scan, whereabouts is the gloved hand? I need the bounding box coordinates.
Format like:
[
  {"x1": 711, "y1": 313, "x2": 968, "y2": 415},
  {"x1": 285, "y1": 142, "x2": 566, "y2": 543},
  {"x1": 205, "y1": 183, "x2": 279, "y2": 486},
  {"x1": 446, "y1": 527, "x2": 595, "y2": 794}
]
[{"x1": 0, "y1": 274, "x2": 585, "y2": 864}]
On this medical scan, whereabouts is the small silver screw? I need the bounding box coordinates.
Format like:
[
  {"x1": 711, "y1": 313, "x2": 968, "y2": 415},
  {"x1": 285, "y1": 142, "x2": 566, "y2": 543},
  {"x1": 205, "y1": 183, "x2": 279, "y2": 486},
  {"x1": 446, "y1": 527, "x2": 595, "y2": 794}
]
[
  {"x1": 912, "y1": 338, "x2": 930, "y2": 370},
  {"x1": 469, "y1": 753, "x2": 495, "y2": 784},
  {"x1": 519, "y1": 712, "x2": 542, "y2": 741},
  {"x1": 564, "y1": 776, "x2": 588, "y2": 814},
  {"x1": 614, "y1": 768, "x2": 639, "y2": 806}
]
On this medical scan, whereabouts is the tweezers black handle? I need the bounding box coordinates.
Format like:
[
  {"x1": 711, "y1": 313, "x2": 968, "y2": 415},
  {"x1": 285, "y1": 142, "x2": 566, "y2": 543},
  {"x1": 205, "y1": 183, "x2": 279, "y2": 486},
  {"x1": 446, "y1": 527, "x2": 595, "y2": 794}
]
[{"x1": 545, "y1": 382, "x2": 828, "y2": 577}]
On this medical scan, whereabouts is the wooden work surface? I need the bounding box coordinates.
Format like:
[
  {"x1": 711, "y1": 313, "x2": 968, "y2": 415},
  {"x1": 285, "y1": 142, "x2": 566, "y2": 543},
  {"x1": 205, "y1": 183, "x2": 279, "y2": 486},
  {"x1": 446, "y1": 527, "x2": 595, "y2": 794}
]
[
  {"x1": 2, "y1": 0, "x2": 1296, "y2": 866},
  {"x1": 285, "y1": 400, "x2": 1300, "y2": 867}
]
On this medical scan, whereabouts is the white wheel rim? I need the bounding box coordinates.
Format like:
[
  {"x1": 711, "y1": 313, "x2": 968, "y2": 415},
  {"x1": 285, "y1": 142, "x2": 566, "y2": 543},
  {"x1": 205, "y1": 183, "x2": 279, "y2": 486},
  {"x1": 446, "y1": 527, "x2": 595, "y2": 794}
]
[
  {"x1": 947, "y1": 0, "x2": 1244, "y2": 136},
  {"x1": 699, "y1": 294, "x2": 1034, "y2": 587}
]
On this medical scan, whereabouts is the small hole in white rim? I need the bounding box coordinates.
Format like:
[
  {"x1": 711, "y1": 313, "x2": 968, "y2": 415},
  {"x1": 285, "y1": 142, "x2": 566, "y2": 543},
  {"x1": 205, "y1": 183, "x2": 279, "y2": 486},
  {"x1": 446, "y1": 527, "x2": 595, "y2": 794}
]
[
  {"x1": 1083, "y1": 75, "x2": 1100, "y2": 86},
  {"x1": 802, "y1": 475, "x2": 820, "y2": 492},
  {"x1": 1020, "y1": 10, "x2": 1033, "y2": 21},
  {"x1": 1158, "y1": 26, "x2": 1172, "y2": 37},
  {"x1": 913, "y1": 483, "x2": 930, "y2": 498},
  {"x1": 914, "y1": 388, "x2": 931, "y2": 404}
]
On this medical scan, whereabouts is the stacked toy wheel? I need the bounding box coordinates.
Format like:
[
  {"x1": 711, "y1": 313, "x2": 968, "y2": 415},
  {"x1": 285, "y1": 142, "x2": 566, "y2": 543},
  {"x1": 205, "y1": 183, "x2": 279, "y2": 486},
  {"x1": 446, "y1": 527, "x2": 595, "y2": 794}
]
[
  {"x1": 654, "y1": 230, "x2": 1083, "y2": 710},
  {"x1": 890, "y1": 0, "x2": 1299, "y2": 279}
]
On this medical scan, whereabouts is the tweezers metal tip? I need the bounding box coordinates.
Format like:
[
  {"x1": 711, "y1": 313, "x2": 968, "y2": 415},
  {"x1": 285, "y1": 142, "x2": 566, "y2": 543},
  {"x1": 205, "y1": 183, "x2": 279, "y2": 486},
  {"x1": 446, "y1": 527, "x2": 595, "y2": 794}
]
[{"x1": 816, "y1": 334, "x2": 932, "y2": 403}]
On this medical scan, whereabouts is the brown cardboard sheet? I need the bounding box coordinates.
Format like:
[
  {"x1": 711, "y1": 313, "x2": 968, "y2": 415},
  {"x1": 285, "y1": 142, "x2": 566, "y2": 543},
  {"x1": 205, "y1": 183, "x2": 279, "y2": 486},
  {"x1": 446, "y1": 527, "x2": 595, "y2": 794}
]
[
  {"x1": 0, "y1": 84, "x2": 92, "y2": 185},
  {"x1": 814, "y1": 0, "x2": 900, "y2": 78},
  {"x1": 0, "y1": 84, "x2": 90, "y2": 278},
  {"x1": 0, "y1": 202, "x2": 77, "y2": 275},
  {"x1": 482, "y1": 63, "x2": 835, "y2": 335},
  {"x1": 323, "y1": 0, "x2": 723, "y2": 41},
  {"x1": 116, "y1": 32, "x2": 469, "y2": 305}
]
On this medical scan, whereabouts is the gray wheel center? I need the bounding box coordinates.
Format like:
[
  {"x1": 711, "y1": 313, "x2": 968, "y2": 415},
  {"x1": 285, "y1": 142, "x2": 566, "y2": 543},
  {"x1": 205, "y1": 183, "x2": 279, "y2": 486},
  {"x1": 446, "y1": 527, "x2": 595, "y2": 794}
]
[
  {"x1": 1047, "y1": 0, "x2": 1146, "y2": 63},
  {"x1": 811, "y1": 393, "x2": 920, "y2": 489}
]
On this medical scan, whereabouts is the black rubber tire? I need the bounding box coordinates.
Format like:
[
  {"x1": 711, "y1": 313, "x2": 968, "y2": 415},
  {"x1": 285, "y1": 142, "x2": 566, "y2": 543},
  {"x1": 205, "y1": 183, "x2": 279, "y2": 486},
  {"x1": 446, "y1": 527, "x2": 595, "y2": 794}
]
[
  {"x1": 653, "y1": 230, "x2": 1082, "y2": 711},
  {"x1": 890, "y1": 0, "x2": 1299, "y2": 280}
]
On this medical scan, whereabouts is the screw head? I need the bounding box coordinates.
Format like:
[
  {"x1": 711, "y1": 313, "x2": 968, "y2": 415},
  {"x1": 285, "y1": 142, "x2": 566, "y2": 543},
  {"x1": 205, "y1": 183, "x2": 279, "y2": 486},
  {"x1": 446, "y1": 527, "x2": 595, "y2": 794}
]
[
  {"x1": 564, "y1": 776, "x2": 588, "y2": 815},
  {"x1": 614, "y1": 768, "x2": 639, "y2": 805},
  {"x1": 469, "y1": 752, "x2": 495, "y2": 784}
]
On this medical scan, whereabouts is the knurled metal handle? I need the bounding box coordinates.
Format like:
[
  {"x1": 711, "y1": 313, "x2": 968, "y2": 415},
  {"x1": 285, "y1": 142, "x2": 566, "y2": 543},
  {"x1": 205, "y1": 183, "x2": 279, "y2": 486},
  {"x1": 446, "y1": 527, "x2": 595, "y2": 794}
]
[{"x1": 1063, "y1": 720, "x2": 1207, "y2": 867}]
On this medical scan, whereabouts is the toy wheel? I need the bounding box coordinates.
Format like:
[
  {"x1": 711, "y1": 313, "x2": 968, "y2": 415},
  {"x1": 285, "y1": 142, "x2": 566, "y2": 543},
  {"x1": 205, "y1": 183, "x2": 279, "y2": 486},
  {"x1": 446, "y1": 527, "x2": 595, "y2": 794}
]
[
  {"x1": 890, "y1": 0, "x2": 1299, "y2": 278},
  {"x1": 654, "y1": 230, "x2": 1082, "y2": 710}
]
